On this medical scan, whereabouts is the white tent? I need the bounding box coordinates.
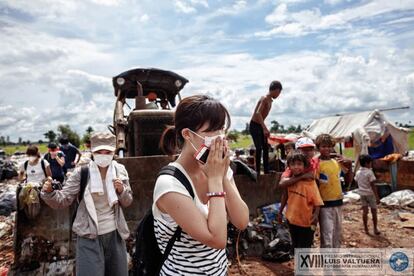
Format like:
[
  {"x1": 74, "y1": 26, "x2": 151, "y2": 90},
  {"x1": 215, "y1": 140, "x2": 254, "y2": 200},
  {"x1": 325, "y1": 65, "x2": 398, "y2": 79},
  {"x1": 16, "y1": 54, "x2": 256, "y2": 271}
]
[{"x1": 302, "y1": 110, "x2": 409, "y2": 160}]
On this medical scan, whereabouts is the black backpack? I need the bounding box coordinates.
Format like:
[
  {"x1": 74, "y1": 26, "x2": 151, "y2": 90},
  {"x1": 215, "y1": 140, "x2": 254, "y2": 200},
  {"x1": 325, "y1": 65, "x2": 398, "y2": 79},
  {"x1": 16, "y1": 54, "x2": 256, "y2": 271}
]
[{"x1": 133, "y1": 165, "x2": 195, "y2": 276}]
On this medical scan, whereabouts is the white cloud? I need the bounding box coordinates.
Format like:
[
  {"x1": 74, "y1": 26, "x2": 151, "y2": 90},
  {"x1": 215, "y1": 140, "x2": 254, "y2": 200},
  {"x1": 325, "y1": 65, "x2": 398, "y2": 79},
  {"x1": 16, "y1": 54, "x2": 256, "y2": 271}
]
[
  {"x1": 265, "y1": 4, "x2": 289, "y2": 25},
  {"x1": 140, "y1": 14, "x2": 149, "y2": 23},
  {"x1": 324, "y1": 0, "x2": 346, "y2": 5},
  {"x1": 174, "y1": 0, "x2": 197, "y2": 14},
  {"x1": 89, "y1": 0, "x2": 122, "y2": 6},
  {"x1": 2, "y1": 0, "x2": 79, "y2": 18},
  {"x1": 258, "y1": 0, "x2": 414, "y2": 37},
  {"x1": 190, "y1": 0, "x2": 209, "y2": 8}
]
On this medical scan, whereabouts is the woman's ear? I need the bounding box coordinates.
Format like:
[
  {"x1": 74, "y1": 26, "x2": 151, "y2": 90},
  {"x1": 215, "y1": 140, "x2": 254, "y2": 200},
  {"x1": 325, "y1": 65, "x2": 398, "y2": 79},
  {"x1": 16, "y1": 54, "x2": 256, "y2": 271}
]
[{"x1": 181, "y1": 128, "x2": 191, "y2": 141}]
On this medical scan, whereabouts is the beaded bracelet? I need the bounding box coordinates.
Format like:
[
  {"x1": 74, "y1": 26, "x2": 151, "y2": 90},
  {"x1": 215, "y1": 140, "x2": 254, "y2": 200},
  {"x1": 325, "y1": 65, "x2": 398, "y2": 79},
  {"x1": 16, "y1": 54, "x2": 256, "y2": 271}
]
[{"x1": 206, "y1": 191, "x2": 226, "y2": 198}]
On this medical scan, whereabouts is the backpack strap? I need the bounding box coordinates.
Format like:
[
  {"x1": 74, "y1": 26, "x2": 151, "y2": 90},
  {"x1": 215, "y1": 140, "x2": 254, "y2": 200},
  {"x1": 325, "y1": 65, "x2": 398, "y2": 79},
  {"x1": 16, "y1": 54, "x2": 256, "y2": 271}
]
[
  {"x1": 24, "y1": 159, "x2": 47, "y2": 178},
  {"x1": 157, "y1": 165, "x2": 195, "y2": 198},
  {"x1": 71, "y1": 165, "x2": 89, "y2": 226},
  {"x1": 40, "y1": 159, "x2": 47, "y2": 178},
  {"x1": 157, "y1": 165, "x2": 195, "y2": 266},
  {"x1": 23, "y1": 160, "x2": 29, "y2": 183},
  {"x1": 78, "y1": 165, "x2": 89, "y2": 203}
]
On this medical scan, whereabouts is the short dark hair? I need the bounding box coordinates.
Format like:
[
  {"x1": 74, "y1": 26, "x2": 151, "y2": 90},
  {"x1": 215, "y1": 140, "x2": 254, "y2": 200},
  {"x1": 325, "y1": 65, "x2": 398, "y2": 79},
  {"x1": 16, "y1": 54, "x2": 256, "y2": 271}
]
[
  {"x1": 48, "y1": 142, "x2": 58, "y2": 149},
  {"x1": 269, "y1": 80, "x2": 282, "y2": 91},
  {"x1": 284, "y1": 142, "x2": 295, "y2": 149},
  {"x1": 359, "y1": 154, "x2": 373, "y2": 167},
  {"x1": 26, "y1": 145, "x2": 40, "y2": 157},
  {"x1": 287, "y1": 150, "x2": 310, "y2": 168},
  {"x1": 59, "y1": 136, "x2": 69, "y2": 145},
  {"x1": 315, "y1": 134, "x2": 335, "y2": 148}
]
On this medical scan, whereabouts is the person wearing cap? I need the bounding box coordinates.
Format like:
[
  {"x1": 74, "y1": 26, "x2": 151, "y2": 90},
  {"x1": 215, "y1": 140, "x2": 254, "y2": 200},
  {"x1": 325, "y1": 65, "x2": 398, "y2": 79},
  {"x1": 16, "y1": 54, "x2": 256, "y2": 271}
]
[
  {"x1": 249, "y1": 80, "x2": 282, "y2": 174},
  {"x1": 278, "y1": 150, "x2": 324, "y2": 252},
  {"x1": 278, "y1": 137, "x2": 319, "y2": 224},
  {"x1": 43, "y1": 142, "x2": 66, "y2": 184},
  {"x1": 41, "y1": 131, "x2": 133, "y2": 276}
]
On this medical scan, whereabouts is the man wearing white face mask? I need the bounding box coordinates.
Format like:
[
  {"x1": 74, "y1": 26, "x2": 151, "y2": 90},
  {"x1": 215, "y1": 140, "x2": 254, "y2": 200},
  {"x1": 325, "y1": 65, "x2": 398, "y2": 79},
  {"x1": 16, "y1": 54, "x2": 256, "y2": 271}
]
[{"x1": 41, "y1": 131, "x2": 133, "y2": 276}]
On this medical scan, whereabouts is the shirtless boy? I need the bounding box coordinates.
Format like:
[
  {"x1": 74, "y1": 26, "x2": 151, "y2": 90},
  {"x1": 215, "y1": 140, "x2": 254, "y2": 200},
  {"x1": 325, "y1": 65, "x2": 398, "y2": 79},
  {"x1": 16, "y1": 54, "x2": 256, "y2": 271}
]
[{"x1": 249, "y1": 81, "x2": 282, "y2": 174}]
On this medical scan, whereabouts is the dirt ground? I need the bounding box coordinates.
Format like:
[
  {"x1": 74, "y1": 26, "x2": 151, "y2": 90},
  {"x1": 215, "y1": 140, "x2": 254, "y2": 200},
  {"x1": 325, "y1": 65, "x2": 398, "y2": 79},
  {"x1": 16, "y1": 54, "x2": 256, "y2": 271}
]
[
  {"x1": 228, "y1": 202, "x2": 414, "y2": 275},
  {"x1": 1, "y1": 179, "x2": 414, "y2": 275}
]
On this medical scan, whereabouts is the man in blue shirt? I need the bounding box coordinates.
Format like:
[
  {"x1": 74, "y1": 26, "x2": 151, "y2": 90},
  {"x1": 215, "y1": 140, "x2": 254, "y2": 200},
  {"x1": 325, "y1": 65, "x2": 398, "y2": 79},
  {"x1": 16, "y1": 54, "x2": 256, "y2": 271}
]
[
  {"x1": 43, "y1": 143, "x2": 66, "y2": 183},
  {"x1": 59, "y1": 136, "x2": 82, "y2": 175}
]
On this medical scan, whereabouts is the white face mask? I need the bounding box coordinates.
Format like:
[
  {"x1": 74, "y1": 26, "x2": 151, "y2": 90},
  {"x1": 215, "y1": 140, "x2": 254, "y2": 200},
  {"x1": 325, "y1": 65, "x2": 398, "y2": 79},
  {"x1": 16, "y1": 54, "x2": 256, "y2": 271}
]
[
  {"x1": 28, "y1": 156, "x2": 37, "y2": 162},
  {"x1": 94, "y1": 154, "x2": 113, "y2": 167},
  {"x1": 189, "y1": 129, "x2": 225, "y2": 147}
]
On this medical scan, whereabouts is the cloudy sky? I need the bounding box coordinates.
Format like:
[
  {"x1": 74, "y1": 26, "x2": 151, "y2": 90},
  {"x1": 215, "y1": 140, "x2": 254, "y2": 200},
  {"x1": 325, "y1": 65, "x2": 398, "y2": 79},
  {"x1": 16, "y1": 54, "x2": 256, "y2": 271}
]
[{"x1": 0, "y1": 0, "x2": 413, "y2": 141}]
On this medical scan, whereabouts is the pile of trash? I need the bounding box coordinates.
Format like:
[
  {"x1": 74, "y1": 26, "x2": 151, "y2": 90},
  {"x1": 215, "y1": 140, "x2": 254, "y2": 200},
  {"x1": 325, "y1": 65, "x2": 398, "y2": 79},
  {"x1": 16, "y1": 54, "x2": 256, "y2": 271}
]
[
  {"x1": 227, "y1": 203, "x2": 292, "y2": 264},
  {"x1": 402, "y1": 151, "x2": 414, "y2": 161},
  {"x1": 0, "y1": 214, "x2": 15, "y2": 270},
  {"x1": 380, "y1": 190, "x2": 414, "y2": 208},
  {"x1": 0, "y1": 181, "x2": 17, "y2": 216},
  {"x1": 0, "y1": 159, "x2": 18, "y2": 181},
  {"x1": 343, "y1": 190, "x2": 361, "y2": 204}
]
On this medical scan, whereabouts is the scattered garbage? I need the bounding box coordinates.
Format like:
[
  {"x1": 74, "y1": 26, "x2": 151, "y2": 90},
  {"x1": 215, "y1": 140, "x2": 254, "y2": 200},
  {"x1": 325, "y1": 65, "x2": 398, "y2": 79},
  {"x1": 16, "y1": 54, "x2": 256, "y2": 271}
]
[
  {"x1": 380, "y1": 189, "x2": 414, "y2": 207},
  {"x1": 0, "y1": 184, "x2": 17, "y2": 216},
  {"x1": 45, "y1": 259, "x2": 74, "y2": 276},
  {"x1": 231, "y1": 160, "x2": 257, "y2": 181},
  {"x1": 399, "y1": 212, "x2": 414, "y2": 228},
  {"x1": 0, "y1": 159, "x2": 18, "y2": 181},
  {"x1": 343, "y1": 190, "x2": 361, "y2": 204},
  {"x1": 261, "y1": 224, "x2": 291, "y2": 262},
  {"x1": 376, "y1": 183, "x2": 392, "y2": 199},
  {"x1": 260, "y1": 203, "x2": 281, "y2": 224},
  {"x1": 227, "y1": 202, "x2": 292, "y2": 265},
  {"x1": 402, "y1": 151, "x2": 414, "y2": 161}
]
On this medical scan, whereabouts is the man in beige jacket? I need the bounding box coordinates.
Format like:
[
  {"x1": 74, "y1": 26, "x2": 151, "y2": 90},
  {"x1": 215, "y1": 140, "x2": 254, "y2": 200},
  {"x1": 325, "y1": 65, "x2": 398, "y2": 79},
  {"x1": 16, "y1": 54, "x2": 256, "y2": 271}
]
[{"x1": 41, "y1": 132, "x2": 133, "y2": 276}]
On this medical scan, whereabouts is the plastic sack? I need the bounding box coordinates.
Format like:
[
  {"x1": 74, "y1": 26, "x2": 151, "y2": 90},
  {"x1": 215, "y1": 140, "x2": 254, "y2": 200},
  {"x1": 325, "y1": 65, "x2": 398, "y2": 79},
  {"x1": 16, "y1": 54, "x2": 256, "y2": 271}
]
[
  {"x1": 343, "y1": 190, "x2": 361, "y2": 204},
  {"x1": 261, "y1": 224, "x2": 292, "y2": 262},
  {"x1": 261, "y1": 203, "x2": 281, "y2": 224},
  {"x1": 380, "y1": 189, "x2": 414, "y2": 207},
  {"x1": 18, "y1": 183, "x2": 41, "y2": 219}
]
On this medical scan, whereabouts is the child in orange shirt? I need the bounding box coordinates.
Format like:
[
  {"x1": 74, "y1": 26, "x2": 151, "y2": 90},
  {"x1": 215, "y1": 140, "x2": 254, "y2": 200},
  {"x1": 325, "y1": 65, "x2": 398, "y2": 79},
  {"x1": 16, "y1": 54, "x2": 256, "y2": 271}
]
[{"x1": 280, "y1": 150, "x2": 324, "y2": 250}]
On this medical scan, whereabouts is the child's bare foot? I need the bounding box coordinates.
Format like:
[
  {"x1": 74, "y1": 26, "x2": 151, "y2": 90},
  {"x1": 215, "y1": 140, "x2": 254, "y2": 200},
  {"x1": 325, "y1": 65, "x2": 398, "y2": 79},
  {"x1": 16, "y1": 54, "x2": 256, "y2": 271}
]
[{"x1": 374, "y1": 229, "x2": 381, "y2": 235}]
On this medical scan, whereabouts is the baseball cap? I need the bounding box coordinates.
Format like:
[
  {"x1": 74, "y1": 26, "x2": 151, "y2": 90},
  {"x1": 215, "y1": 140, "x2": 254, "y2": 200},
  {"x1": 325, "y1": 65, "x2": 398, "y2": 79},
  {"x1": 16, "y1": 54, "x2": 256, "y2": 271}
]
[
  {"x1": 295, "y1": 137, "x2": 315, "y2": 149},
  {"x1": 91, "y1": 132, "x2": 116, "y2": 152}
]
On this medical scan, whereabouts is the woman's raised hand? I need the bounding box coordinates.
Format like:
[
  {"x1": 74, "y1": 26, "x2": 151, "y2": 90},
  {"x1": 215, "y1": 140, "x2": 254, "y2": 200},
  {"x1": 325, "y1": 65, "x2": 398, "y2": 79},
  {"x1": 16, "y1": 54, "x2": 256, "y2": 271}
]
[{"x1": 203, "y1": 136, "x2": 230, "y2": 190}]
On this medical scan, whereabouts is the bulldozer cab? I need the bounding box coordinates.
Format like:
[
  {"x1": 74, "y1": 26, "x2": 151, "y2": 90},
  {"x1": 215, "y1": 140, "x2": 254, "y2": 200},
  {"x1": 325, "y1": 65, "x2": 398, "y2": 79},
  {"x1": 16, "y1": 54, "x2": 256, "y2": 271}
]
[{"x1": 111, "y1": 68, "x2": 188, "y2": 158}]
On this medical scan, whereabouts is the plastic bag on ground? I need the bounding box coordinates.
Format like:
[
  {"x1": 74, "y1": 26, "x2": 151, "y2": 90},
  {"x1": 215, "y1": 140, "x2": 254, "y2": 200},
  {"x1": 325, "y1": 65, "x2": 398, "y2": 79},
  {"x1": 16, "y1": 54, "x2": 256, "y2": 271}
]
[
  {"x1": 343, "y1": 190, "x2": 361, "y2": 204},
  {"x1": 380, "y1": 189, "x2": 414, "y2": 207}
]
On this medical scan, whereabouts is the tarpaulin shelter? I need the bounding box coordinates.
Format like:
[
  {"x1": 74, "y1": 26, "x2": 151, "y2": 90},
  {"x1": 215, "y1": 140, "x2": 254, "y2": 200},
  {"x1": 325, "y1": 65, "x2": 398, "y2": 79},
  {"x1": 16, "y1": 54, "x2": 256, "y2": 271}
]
[
  {"x1": 267, "y1": 133, "x2": 300, "y2": 146},
  {"x1": 302, "y1": 110, "x2": 409, "y2": 162}
]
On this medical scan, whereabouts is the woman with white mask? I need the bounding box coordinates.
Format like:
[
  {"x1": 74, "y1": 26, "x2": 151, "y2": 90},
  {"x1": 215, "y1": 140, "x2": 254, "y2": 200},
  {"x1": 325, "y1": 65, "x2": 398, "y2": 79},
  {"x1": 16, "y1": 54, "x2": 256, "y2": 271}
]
[
  {"x1": 19, "y1": 145, "x2": 52, "y2": 185},
  {"x1": 154, "y1": 95, "x2": 249, "y2": 275},
  {"x1": 41, "y1": 132, "x2": 133, "y2": 276}
]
